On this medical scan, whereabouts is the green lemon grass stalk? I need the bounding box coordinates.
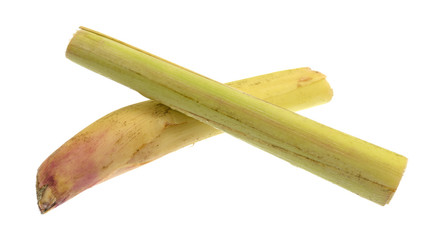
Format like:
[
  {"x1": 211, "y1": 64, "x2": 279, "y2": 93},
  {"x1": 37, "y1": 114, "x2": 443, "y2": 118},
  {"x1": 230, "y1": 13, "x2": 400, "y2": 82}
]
[{"x1": 64, "y1": 27, "x2": 407, "y2": 207}]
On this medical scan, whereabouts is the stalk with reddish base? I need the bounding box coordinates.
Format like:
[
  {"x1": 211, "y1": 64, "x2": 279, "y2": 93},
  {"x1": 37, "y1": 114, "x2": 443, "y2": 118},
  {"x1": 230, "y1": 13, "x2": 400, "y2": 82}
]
[{"x1": 36, "y1": 68, "x2": 332, "y2": 213}]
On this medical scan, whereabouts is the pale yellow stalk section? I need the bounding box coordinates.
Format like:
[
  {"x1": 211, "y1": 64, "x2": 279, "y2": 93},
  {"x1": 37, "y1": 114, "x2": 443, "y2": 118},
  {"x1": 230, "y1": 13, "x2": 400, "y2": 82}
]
[
  {"x1": 66, "y1": 27, "x2": 407, "y2": 206},
  {"x1": 36, "y1": 67, "x2": 331, "y2": 213}
]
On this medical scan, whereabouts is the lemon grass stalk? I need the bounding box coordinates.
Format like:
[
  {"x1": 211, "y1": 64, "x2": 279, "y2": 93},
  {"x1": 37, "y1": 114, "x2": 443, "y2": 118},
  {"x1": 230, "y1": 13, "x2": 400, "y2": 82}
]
[
  {"x1": 66, "y1": 27, "x2": 407, "y2": 206},
  {"x1": 36, "y1": 67, "x2": 332, "y2": 214}
]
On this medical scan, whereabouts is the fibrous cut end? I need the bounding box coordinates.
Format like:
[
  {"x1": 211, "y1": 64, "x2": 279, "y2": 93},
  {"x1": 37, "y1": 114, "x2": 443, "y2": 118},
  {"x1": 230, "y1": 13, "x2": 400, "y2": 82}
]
[{"x1": 36, "y1": 182, "x2": 57, "y2": 214}]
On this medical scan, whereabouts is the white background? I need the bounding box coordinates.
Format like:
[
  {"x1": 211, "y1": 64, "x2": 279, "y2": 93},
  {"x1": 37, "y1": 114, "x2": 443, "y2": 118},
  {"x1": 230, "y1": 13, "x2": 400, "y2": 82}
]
[{"x1": 1, "y1": 0, "x2": 444, "y2": 239}]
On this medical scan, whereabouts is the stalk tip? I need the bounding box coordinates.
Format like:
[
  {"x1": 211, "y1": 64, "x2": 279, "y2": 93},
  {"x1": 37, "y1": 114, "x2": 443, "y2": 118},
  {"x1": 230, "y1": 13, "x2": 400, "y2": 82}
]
[{"x1": 36, "y1": 182, "x2": 57, "y2": 214}]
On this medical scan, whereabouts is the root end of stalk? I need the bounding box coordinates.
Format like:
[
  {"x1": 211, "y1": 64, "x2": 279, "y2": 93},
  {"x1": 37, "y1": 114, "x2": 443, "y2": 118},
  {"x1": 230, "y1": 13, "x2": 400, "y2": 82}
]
[{"x1": 36, "y1": 182, "x2": 57, "y2": 214}]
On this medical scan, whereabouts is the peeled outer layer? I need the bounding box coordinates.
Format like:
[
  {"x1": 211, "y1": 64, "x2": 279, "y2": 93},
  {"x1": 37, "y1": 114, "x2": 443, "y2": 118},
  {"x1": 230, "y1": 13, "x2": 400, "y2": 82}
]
[
  {"x1": 36, "y1": 67, "x2": 332, "y2": 213},
  {"x1": 65, "y1": 27, "x2": 407, "y2": 206}
]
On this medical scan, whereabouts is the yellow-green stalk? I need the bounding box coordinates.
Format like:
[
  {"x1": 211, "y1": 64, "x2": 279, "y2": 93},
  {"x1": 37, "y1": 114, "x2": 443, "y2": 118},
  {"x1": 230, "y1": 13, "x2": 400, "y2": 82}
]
[
  {"x1": 36, "y1": 67, "x2": 332, "y2": 213},
  {"x1": 65, "y1": 27, "x2": 407, "y2": 206}
]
